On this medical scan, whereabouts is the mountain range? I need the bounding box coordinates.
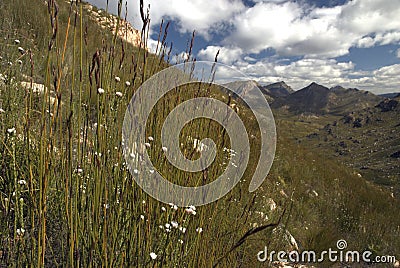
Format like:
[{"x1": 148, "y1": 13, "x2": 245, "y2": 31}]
[{"x1": 266, "y1": 82, "x2": 387, "y2": 115}]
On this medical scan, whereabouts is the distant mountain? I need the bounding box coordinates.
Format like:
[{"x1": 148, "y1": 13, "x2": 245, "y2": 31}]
[
  {"x1": 272, "y1": 82, "x2": 383, "y2": 115},
  {"x1": 223, "y1": 80, "x2": 276, "y2": 103},
  {"x1": 260, "y1": 81, "x2": 294, "y2": 98},
  {"x1": 379, "y1": 92, "x2": 400, "y2": 99},
  {"x1": 222, "y1": 80, "x2": 275, "y2": 106}
]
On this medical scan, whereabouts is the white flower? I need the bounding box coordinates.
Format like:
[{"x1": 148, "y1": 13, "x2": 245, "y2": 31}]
[
  {"x1": 148, "y1": 136, "x2": 154, "y2": 141},
  {"x1": 142, "y1": 200, "x2": 146, "y2": 204},
  {"x1": 115, "y1": 76, "x2": 121, "y2": 82},
  {"x1": 167, "y1": 203, "x2": 178, "y2": 210},
  {"x1": 115, "y1": 91, "x2": 123, "y2": 97},
  {"x1": 18, "y1": 47, "x2": 24, "y2": 53},
  {"x1": 196, "y1": 227, "x2": 203, "y2": 233},
  {"x1": 97, "y1": 87, "x2": 105, "y2": 95},
  {"x1": 179, "y1": 226, "x2": 186, "y2": 233},
  {"x1": 7, "y1": 127, "x2": 16, "y2": 135},
  {"x1": 103, "y1": 204, "x2": 109, "y2": 209},
  {"x1": 145, "y1": 142, "x2": 151, "y2": 148},
  {"x1": 14, "y1": 39, "x2": 20, "y2": 44},
  {"x1": 18, "y1": 180, "x2": 27, "y2": 185},
  {"x1": 16, "y1": 228, "x2": 25, "y2": 235},
  {"x1": 149, "y1": 169, "x2": 155, "y2": 174},
  {"x1": 17, "y1": 60, "x2": 22, "y2": 64},
  {"x1": 171, "y1": 221, "x2": 178, "y2": 228},
  {"x1": 150, "y1": 252, "x2": 157, "y2": 260},
  {"x1": 178, "y1": 239, "x2": 183, "y2": 244},
  {"x1": 185, "y1": 208, "x2": 196, "y2": 215},
  {"x1": 162, "y1": 146, "x2": 168, "y2": 153},
  {"x1": 140, "y1": 215, "x2": 145, "y2": 220},
  {"x1": 165, "y1": 223, "x2": 171, "y2": 229},
  {"x1": 125, "y1": 81, "x2": 131, "y2": 86},
  {"x1": 133, "y1": 169, "x2": 139, "y2": 174},
  {"x1": 0, "y1": 108, "x2": 4, "y2": 113},
  {"x1": 161, "y1": 207, "x2": 166, "y2": 212},
  {"x1": 76, "y1": 168, "x2": 83, "y2": 174}
]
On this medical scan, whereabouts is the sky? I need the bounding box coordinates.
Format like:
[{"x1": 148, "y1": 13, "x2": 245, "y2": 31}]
[{"x1": 87, "y1": 0, "x2": 400, "y2": 94}]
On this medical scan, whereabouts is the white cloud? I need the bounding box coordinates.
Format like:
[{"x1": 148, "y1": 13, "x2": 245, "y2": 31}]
[
  {"x1": 198, "y1": 46, "x2": 243, "y2": 64},
  {"x1": 261, "y1": 58, "x2": 355, "y2": 89},
  {"x1": 397, "y1": 49, "x2": 400, "y2": 59},
  {"x1": 125, "y1": 0, "x2": 245, "y2": 39},
  {"x1": 224, "y1": 2, "x2": 352, "y2": 57},
  {"x1": 356, "y1": 32, "x2": 400, "y2": 48},
  {"x1": 251, "y1": 0, "x2": 290, "y2": 3},
  {"x1": 338, "y1": 0, "x2": 400, "y2": 35},
  {"x1": 225, "y1": 2, "x2": 306, "y2": 54},
  {"x1": 223, "y1": 0, "x2": 400, "y2": 58}
]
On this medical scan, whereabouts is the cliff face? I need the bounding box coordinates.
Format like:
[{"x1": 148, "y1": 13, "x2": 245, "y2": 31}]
[
  {"x1": 115, "y1": 19, "x2": 141, "y2": 47},
  {"x1": 85, "y1": 4, "x2": 141, "y2": 47}
]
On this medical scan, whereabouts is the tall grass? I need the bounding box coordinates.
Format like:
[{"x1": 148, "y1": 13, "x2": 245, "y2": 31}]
[{"x1": 0, "y1": 0, "x2": 399, "y2": 267}]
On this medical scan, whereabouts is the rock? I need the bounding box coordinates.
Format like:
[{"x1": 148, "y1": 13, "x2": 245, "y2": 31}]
[
  {"x1": 20, "y1": 81, "x2": 46, "y2": 94},
  {"x1": 266, "y1": 198, "x2": 277, "y2": 211},
  {"x1": 343, "y1": 115, "x2": 353, "y2": 124},
  {"x1": 338, "y1": 141, "x2": 347, "y2": 148},
  {"x1": 353, "y1": 118, "x2": 363, "y2": 128},
  {"x1": 85, "y1": 4, "x2": 141, "y2": 48},
  {"x1": 376, "y1": 99, "x2": 398, "y2": 112},
  {"x1": 390, "y1": 151, "x2": 400, "y2": 158},
  {"x1": 307, "y1": 133, "x2": 318, "y2": 139}
]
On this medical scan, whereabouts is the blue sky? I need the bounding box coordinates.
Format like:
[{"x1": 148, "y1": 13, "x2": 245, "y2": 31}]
[{"x1": 87, "y1": 0, "x2": 400, "y2": 93}]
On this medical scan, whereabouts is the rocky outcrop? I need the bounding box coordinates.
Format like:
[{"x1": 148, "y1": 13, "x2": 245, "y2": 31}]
[
  {"x1": 390, "y1": 151, "x2": 400, "y2": 159},
  {"x1": 376, "y1": 99, "x2": 398, "y2": 112},
  {"x1": 85, "y1": 4, "x2": 141, "y2": 48}
]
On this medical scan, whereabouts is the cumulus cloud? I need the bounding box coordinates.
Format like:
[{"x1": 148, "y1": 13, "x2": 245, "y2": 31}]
[
  {"x1": 123, "y1": 0, "x2": 245, "y2": 39},
  {"x1": 357, "y1": 32, "x2": 400, "y2": 48},
  {"x1": 226, "y1": 0, "x2": 400, "y2": 58},
  {"x1": 246, "y1": 58, "x2": 356, "y2": 89},
  {"x1": 198, "y1": 46, "x2": 243, "y2": 64},
  {"x1": 338, "y1": 0, "x2": 400, "y2": 35}
]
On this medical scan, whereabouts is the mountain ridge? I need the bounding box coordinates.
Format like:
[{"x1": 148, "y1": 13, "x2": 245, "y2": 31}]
[{"x1": 270, "y1": 82, "x2": 384, "y2": 115}]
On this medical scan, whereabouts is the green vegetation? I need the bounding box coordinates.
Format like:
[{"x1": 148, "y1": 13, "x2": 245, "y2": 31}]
[{"x1": 0, "y1": 0, "x2": 399, "y2": 267}]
